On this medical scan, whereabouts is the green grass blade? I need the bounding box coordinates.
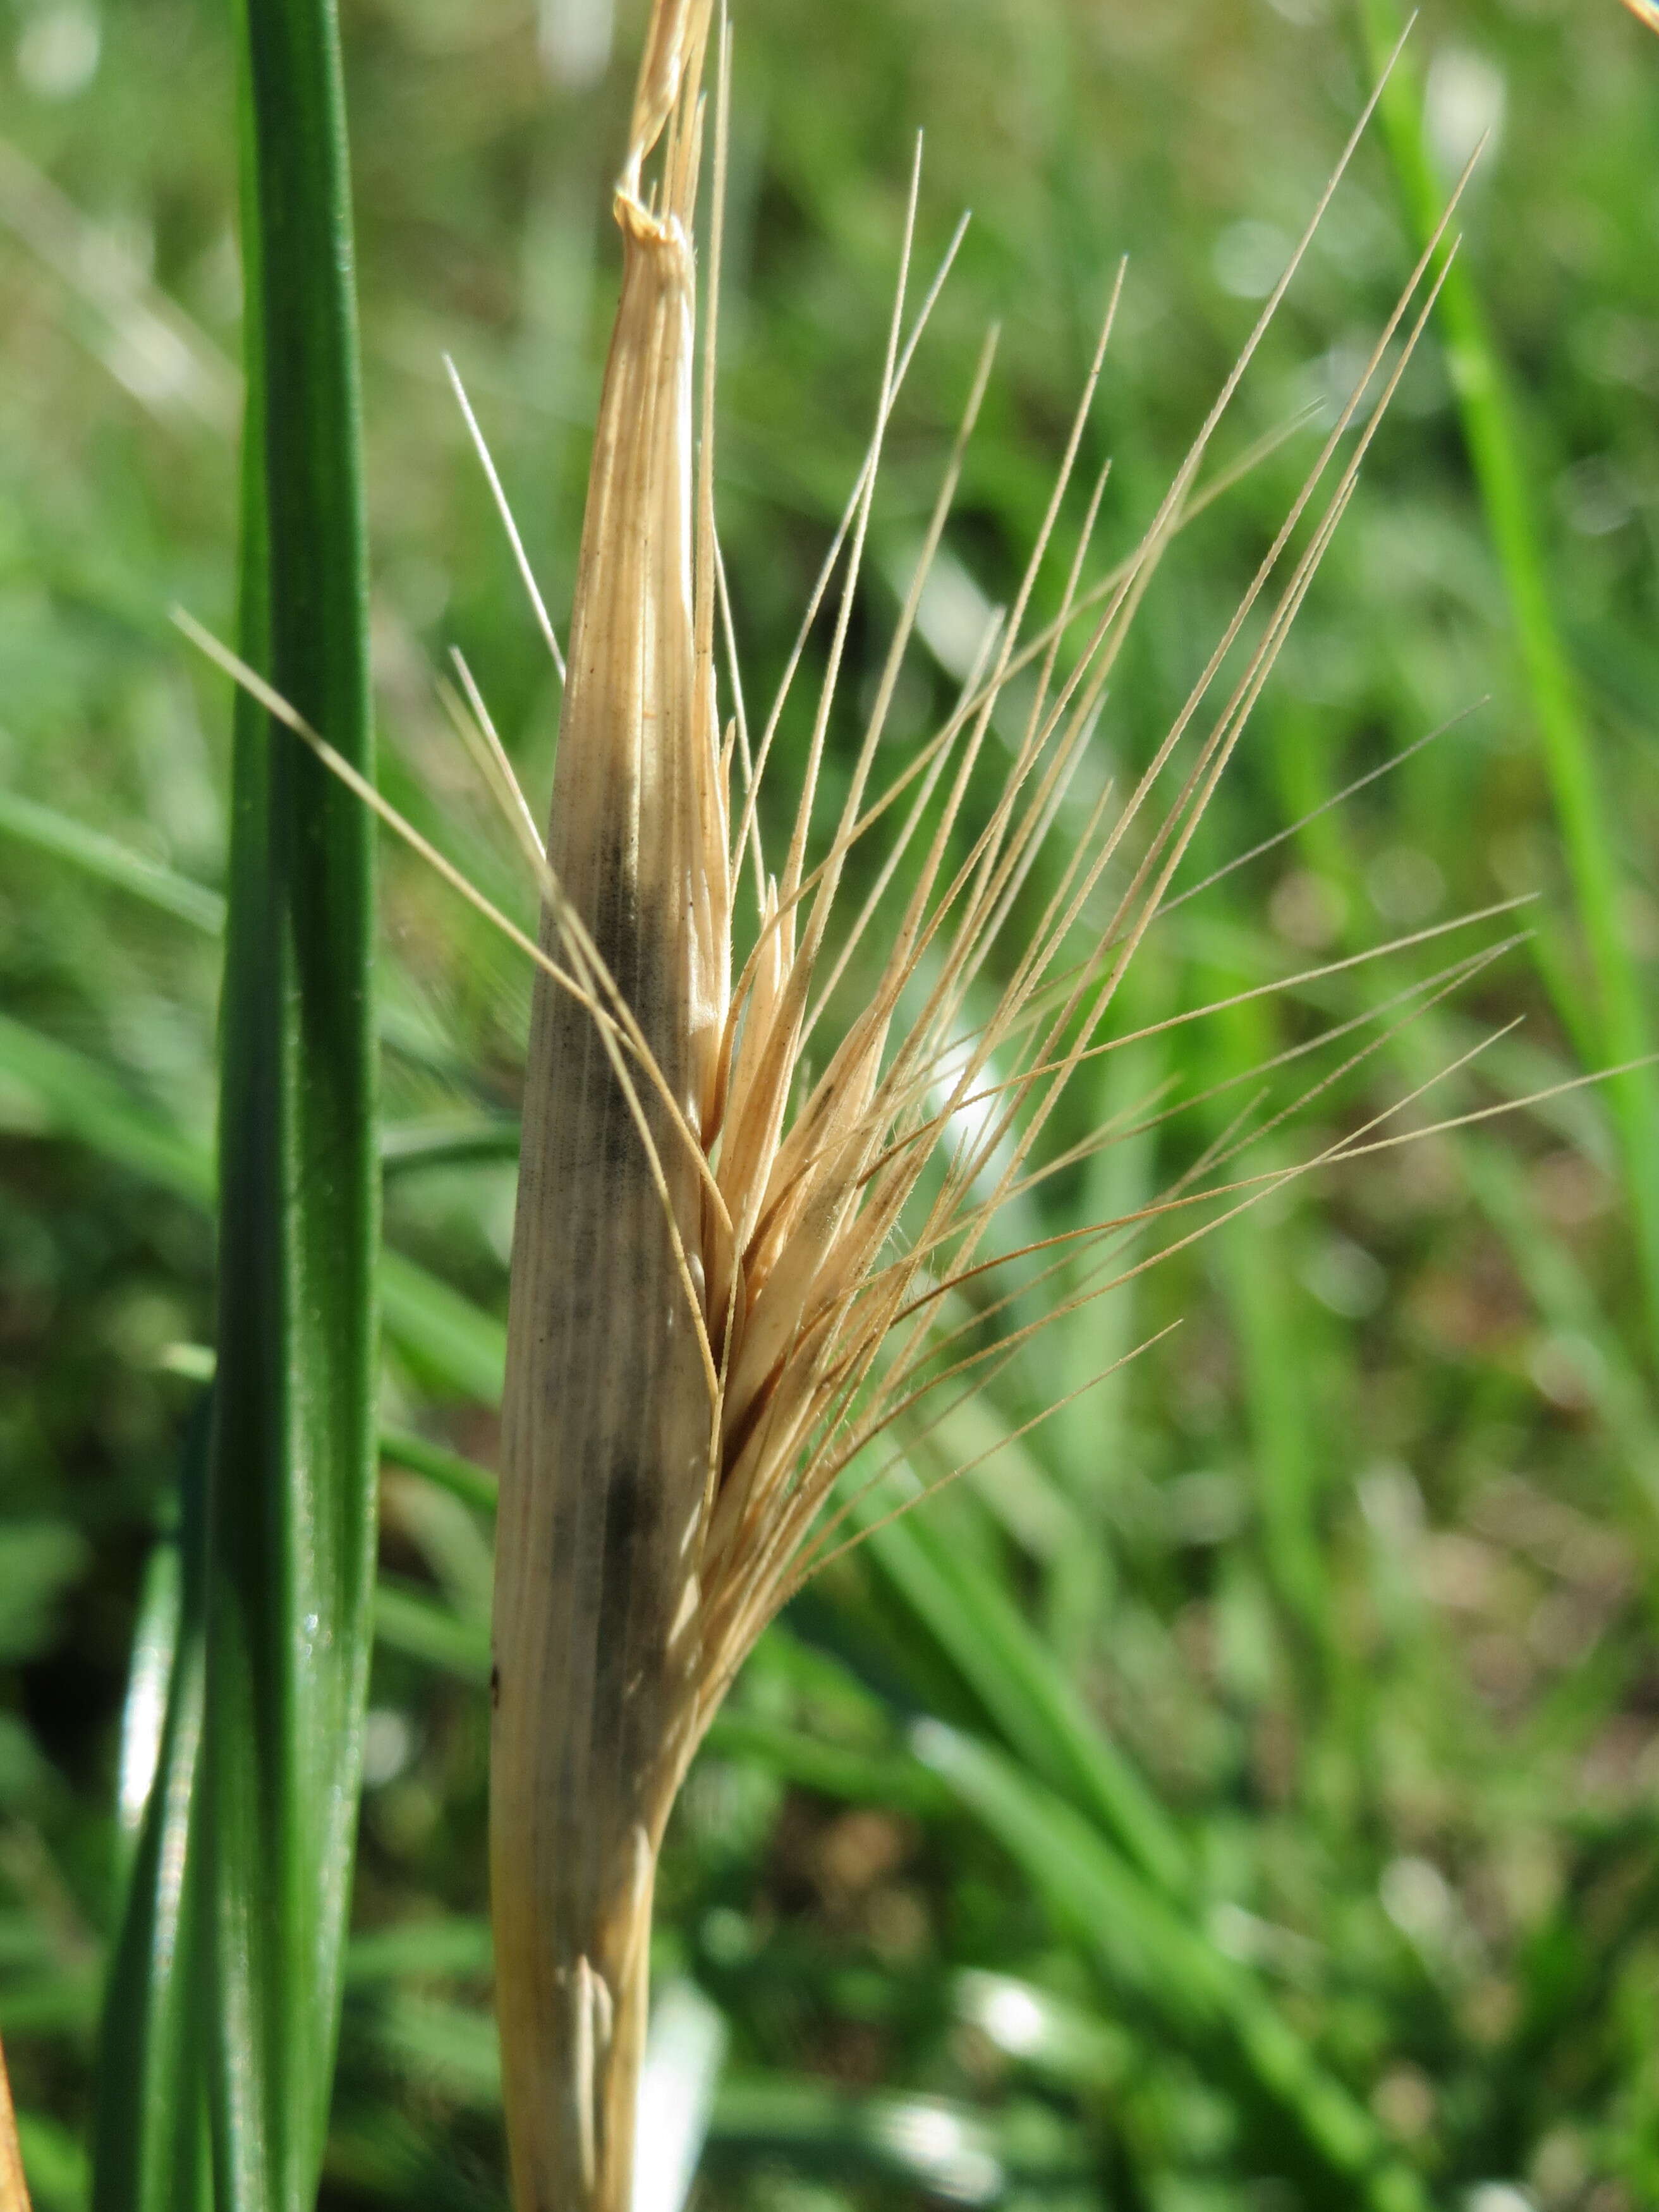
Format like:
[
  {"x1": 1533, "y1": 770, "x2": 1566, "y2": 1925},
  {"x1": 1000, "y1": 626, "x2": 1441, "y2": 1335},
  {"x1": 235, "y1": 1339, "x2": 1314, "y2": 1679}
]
[
  {"x1": 91, "y1": 1421, "x2": 212, "y2": 2212},
  {"x1": 0, "y1": 1012, "x2": 213, "y2": 1205},
  {"x1": 700, "y1": 1712, "x2": 951, "y2": 1819},
  {"x1": 952, "y1": 1969, "x2": 1132, "y2": 2093},
  {"x1": 915, "y1": 1721, "x2": 1432, "y2": 2212},
  {"x1": 343, "y1": 1919, "x2": 494, "y2": 1985},
  {"x1": 379, "y1": 1114, "x2": 521, "y2": 1176},
  {"x1": 849, "y1": 1498, "x2": 1193, "y2": 1897},
  {"x1": 839, "y1": 1506, "x2": 1428, "y2": 2204},
  {"x1": 0, "y1": 1014, "x2": 504, "y2": 1404},
  {"x1": 1218, "y1": 1196, "x2": 1330, "y2": 1663},
  {"x1": 14, "y1": 2113, "x2": 90, "y2": 2212},
  {"x1": 0, "y1": 787, "x2": 226, "y2": 934},
  {"x1": 377, "y1": 1253, "x2": 504, "y2": 1404},
  {"x1": 196, "y1": 0, "x2": 377, "y2": 2188},
  {"x1": 111, "y1": 1517, "x2": 188, "y2": 1903},
  {"x1": 1208, "y1": 1003, "x2": 1345, "y2": 1721},
  {"x1": 339, "y1": 1991, "x2": 1079, "y2": 2204},
  {"x1": 1358, "y1": 0, "x2": 1659, "y2": 1370},
  {"x1": 373, "y1": 1581, "x2": 490, "y2": 1682},
  {"x1": 703, "y1": 2077, "x2": 1082, "y2": 2201},
  {"x1": 379, "y1": 1425, "x2": 499, "y2": 1514}
]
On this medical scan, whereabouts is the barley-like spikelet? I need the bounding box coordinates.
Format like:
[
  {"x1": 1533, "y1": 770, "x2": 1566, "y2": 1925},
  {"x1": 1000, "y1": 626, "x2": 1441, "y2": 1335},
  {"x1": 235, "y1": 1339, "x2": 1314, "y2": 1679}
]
[{"x1": 475, "y1": 6, "x2": 1473, "y2": 2206}]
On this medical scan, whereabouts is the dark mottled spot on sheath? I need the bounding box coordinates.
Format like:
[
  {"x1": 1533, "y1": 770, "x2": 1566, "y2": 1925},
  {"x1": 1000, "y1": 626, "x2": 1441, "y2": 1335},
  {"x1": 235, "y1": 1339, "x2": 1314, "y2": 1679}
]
[
  {"x1": 593, "y1": 1450, "x2": 665, "y2": 1743},
  {"x1": 590, "y1": 828, "x2": 643, "y2": 990},
  {"x1": 490, "y1": 1663, "x2": 501, "y2": 1708},
  {"x1": 586, "y1": 825, "x2": 662, "y2": 1179},
  {"x1": 599, "y1": 1457, "x2": 643, "y2": 1617},
  {"x1": 595, "y1": 1076, "x2": 640, "y2": 1178}
]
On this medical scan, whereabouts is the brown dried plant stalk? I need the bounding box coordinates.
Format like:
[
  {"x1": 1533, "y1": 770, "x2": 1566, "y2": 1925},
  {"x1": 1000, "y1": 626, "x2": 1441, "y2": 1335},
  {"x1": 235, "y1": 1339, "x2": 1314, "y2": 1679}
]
[{"x1": 176, "y1": 7, "x2": 1547, "y2": 2208}]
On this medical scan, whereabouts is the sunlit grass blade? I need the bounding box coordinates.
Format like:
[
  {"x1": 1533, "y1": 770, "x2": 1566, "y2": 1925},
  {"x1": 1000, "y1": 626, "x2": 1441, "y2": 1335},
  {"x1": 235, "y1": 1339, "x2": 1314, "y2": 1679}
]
[
  {"x1": 380, "y1": 1425, "x2": 501, "y2": 1514},
  {"x1": 337, "y1": 1979, "x2": 731, "y2": 2212},
  {"x1": 1395, "y1": 1014, "x2": 1659, "y2": 1559},
  {"x1": 701, "y1": 2077, "x2": 1083, "y2": 2203},
  {"x1": 848, "y1": 1499, "x2": 1191, "y2": 1895},
  {"x1": 914, "y1": 1720, "x2": 1433, "y2": 2212},
  {"x1": 829, "y1": 1490, "x2": 1437, "y2": 2198},
  {"x1": 1358, "y1": 0, "x2": 1659, "y2": 1371},
  {"x1": 111, "y1": 1501, "x2": 190, "y2": 1903},
  {"x1": 193, "y1": 0, "x2": 378, "y2": 2188},
  {"x1": 8, "y1": 2124, "x2": 83, "y2": 2212},
  {"x1": 374, "y1": 1581, "x2": 492, "y2": 1681},
  {"x1": 377, "y1": 1252, "x2": 503, "y2": 1404}
]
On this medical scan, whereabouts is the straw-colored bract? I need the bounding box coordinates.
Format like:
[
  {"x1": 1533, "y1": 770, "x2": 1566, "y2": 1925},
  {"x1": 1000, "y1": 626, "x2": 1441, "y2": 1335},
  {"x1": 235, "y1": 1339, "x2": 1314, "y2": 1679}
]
[{"x1": 492, "y1": 13, "x2": 721, "y2": 2202}]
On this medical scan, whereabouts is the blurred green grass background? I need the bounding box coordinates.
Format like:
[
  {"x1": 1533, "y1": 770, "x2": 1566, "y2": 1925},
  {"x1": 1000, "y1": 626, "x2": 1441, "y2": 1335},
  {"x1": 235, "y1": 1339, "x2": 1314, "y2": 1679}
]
[{"x1": 3, "y1": 0, "x2": 1659, "y2": 2205}]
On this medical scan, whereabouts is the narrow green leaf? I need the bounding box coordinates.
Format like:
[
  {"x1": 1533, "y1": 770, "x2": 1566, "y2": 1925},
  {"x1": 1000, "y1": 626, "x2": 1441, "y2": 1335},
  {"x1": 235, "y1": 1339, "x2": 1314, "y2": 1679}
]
[
  {"x1": 0, "y1": 1012, "x2": 212, "y2": 1205},
  {"x1": 701, "y1": 1711, "x2": 950, "y2": 1818},
  {"x1": 15, "y1": 2110, "x2": 92, "y2": 2212},
  {"x1": 0, "y1": 1974, "x2": 100, "y2": 2039},
  {"x1": 951, "y1": 1969, "x2": 1133, "y2": 2092},
  {"x1": 374, "y1": 1580, "x2": 490, "y2": 1683},
  {"x1": 378, "y1": 1253, "x2": 504, "y2": 1405},
  {"x1": 111, "y1": 1520, "x2": 188, "y2": 1898},
  {"x1": 379, "y1": 1114, "x2": 521, "y2": 1176},
  {"x1": 705, "y1": 2079, "x2": 1085, "y2": 2201},
  {"x1": 1396, "y1": 1016, "x2": 1659, "y2": 1555},
  {"x1": 195, "y1": 0, "x2": 378, "y2": 2187},
  {"x1": 91, "y1": 1420, "x2": 212, "y2": 2212},
  {"x1": 379, "y1": 1425, "x2": 499, "y2": 1514},
  {"x1": 1208, "y1": 998, "x2": 1342, "y2": 1714},
  {"x1": 344, "y1": 1990, "x2": 501, "y2": 2106},
  {"x1": 348, "y1": 1570, "x2": 1421, "y2": 2212},
  {"x1": 0, "y1": 1014, "x2": 506, "y2": 1405},
  {"x1": 0, "y1": 787, "x2": 492, "y2": 1082},
  {"x1": 851, "y1": 1498, "x2": 1192, "y2": 1897},
  {"x1": 343, "y1": 1993, "x2": 1082, "y2": 2205},
  {"x1": 914, "y1": 1720, "x2": 1431, "y2": 2212},
  {"x1": 343, "y1": 1919, "x2": 493, "y2": 1986},
  {"x1": 0, "y1": 786, "x2": 226, "y2": 933}
]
